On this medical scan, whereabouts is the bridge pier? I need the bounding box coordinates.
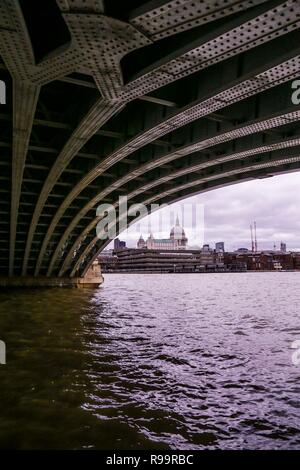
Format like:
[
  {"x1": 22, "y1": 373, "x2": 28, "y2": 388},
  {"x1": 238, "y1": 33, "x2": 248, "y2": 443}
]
[{"x1": 0, "y1": 263, "x2": 104, "y2": 288}]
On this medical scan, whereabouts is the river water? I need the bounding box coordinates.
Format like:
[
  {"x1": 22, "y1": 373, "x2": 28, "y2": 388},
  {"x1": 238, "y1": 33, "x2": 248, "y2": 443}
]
[{"x1": 0, "y1": 273, "x2": 300, "y2": 449}]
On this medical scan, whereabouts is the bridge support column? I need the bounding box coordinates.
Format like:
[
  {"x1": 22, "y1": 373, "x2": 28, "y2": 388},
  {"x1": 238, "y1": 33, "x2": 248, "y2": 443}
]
[
  {"x1": 0, "y1": 263, "x2": 104, "y2": 288},
  {"x1": 77, "y1": 261, "x2": 104, "y2": 288}
]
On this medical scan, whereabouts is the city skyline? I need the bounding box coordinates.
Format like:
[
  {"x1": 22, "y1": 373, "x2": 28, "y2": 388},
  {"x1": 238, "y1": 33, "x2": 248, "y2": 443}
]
[{"x1": 114, "y1": 172, "x2": 300, "y2": 252}]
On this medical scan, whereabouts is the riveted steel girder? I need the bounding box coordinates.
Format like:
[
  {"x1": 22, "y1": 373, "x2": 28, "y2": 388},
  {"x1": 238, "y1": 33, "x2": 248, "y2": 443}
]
[{"x1": 1, "y1": 0, "x2": 300, "y2": 279}]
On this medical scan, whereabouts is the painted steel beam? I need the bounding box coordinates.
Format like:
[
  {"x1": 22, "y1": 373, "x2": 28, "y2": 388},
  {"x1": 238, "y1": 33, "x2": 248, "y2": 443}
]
[
  {"x1": 22, "y1": 99, "x2": 125, "y2": 276},
  {"x1": 6, "y1": 0, "x2": 299, "y2": 275},
  {"x1": 60, "y1": 139, "x2": 300, "y2": 277},
  {"x1": 123, "y1": 0, "x2": 299, "y2": 97},
  {"x1": 129, "y1": 0, "x2": 269, "y2": 41},
  {"x1": 2, "y1": 0, "x2": 300, "y2": 278},
  {"x1": 52, "y1": 106, "x2": 300, "y2": 276},
  {"x1": 9, "y1": 82, "x2": 40, "y2": 276},
  {"x1": 26, "y1": 1, "x2": 300, "y2": 275},
  {"x1": 36, "y1": 47, "x2": 300, "y2": 275}
]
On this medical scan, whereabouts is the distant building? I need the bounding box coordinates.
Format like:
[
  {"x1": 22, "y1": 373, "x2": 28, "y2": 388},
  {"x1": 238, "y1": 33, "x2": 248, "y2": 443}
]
[
  {"x1": 102, "y1": 249, "x2": 114, "y2": 256},
  {"x1": 199, "y1": 244, "x2": 217, "y2": 266},
  {"x1": 99, "y1": 247, "x2": 224, "y2": 273},
  {"x1": 202, "y1": 244, "x2": 210, "y2": 251},
  {"x1": 280, "y1": 242, "x2": 287, "y2": 252},
  {"x1": 292, "y1": 252, "x2": 300, "y2": 270},
  {"x1": 137, "y1": 235, "x2": 145, "y2": 249},
  {"x1": 215, "y1": 242, "x2": 225, "y2": 252},
  {"x1": 224, "y1": 250, "x2": 295, "y2": 271},
  {"x1": 137, "y1": 216, "x2": 188, "y2": 250},
  {"x1": 114, "y1": 238, "x2": 126, "y2": 251},
  {"x1": 236, "y1": 247, "x2": 249, "y2": 253},
  {"x1": 100, "y1": 245, "x2": 300, "y2": 274}
]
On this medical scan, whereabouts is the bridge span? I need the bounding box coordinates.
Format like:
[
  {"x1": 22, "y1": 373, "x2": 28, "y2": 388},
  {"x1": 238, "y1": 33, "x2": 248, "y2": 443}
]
[{"x1": 1, "y1": 0, "x2": 300, "y2": 286}]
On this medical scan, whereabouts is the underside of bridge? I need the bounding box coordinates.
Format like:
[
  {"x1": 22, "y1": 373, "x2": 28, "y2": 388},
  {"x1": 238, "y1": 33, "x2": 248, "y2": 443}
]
[{"x1": 1, "y1": 0, "x2": 300, "y2": 284}]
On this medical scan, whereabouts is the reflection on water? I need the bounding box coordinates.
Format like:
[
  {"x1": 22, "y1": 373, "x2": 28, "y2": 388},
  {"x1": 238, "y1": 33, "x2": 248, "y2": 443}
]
[{"x1": 0, "y1": 273, "x2": 300, "y2": 449}]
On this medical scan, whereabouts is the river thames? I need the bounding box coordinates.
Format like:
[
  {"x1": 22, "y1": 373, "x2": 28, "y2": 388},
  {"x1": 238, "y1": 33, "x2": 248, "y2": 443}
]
[{"x1": 0, "y1": 273, "x2": 300, "y2": 449}]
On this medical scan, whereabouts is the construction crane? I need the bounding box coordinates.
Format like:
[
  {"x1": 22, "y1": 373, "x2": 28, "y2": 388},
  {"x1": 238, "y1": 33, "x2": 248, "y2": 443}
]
[
  {"x1": 250, "y1": 224, "x2": 254, "y2": 252},
  {"x1": 250, "y1": 221, "x2": 258, "y2": 253},
  {"x1": 254, "y1": 221, "x2": 258, "y2": 253}
]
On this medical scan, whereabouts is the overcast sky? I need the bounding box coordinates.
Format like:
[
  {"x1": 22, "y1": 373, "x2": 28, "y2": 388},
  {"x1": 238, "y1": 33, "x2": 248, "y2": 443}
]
[{"x1": 112, "y1": 172, "x2": 300, "y2": 252}]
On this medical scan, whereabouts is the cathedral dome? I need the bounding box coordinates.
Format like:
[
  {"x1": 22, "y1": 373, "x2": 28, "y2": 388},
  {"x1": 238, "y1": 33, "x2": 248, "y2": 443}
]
[
  {"x1": 170, "y1": 225, "x2": 186, "y2": 238},
  {"x1": 170, "y1": 216, "x2": 187, "y2": 243}
]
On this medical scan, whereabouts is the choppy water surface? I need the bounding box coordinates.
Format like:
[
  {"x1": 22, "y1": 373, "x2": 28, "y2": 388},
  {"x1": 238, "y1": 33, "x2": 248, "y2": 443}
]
[{"x1": 0, "y1": 273, "x2": 300, "y2": 449}]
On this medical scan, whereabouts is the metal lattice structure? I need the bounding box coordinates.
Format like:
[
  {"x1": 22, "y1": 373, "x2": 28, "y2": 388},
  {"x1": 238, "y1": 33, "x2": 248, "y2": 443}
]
[{"x1": 1, "y1": 0, "x2": 300, "y2": 280}]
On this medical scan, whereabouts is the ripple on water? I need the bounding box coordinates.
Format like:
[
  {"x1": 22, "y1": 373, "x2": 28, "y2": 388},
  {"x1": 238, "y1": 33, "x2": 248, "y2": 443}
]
[{"x1": 0, "y1": 273, "x2": 300, "y2": 449}]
